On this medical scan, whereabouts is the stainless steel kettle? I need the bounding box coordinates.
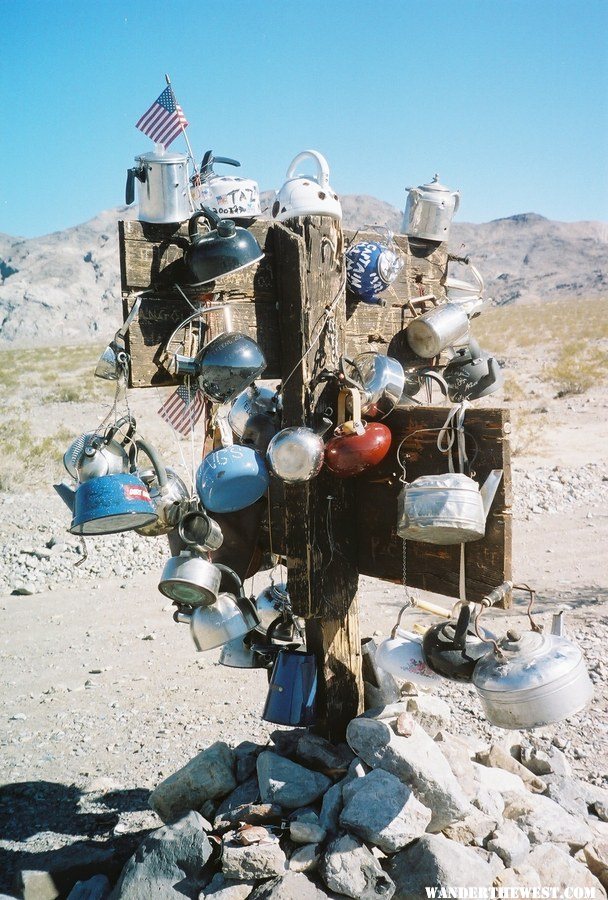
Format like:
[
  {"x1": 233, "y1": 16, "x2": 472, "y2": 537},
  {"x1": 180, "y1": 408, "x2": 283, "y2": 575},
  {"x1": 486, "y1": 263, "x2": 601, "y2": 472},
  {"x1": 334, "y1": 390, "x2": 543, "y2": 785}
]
[
  {"x1": 402, "y1": 174, "x2": 460, "y2": 242},
  {"x1": 472, "y1": 608, "x2": 593, "y2": 729}
]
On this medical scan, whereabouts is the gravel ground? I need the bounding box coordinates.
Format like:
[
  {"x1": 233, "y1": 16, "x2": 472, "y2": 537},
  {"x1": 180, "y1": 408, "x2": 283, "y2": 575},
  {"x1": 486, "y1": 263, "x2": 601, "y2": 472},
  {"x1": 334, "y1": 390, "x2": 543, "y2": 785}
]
[{"x1": 0, "y1": 467, "x2": 606, "y2": 895}]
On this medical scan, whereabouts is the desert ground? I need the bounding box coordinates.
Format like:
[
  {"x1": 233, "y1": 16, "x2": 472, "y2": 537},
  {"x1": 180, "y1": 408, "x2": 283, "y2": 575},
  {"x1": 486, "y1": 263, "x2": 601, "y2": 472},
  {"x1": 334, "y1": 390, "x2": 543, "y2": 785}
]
[{"x1": 0, "y1": 296, "x2": 607, "y2": 895}]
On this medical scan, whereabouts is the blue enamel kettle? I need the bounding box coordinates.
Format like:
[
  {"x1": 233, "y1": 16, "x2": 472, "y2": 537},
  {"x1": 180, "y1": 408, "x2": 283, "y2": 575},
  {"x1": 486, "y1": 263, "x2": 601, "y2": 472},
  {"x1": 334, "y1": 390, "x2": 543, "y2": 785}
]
[{"x1": 262, "y1": 646, "x2": 317, "y2": 727}]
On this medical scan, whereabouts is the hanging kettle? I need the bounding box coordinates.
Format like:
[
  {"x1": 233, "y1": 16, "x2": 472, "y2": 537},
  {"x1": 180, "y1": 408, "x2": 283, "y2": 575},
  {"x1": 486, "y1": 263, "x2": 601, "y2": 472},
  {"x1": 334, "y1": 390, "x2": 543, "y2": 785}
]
[
  {"x1": 262, "y1": 645, "x2": 317, "y2": 726},
  {"x1": 272, "y1": 150, "x2": 341, "y2": 221},
  {"x1": 125, "y1": 149, "x2": 192, "y2": 224},
  {"x1": 219, "y1": 630, "x2": 268, "y2": 668},
  {"x1": 228, "y1": 383, "x2": 281, "y2": 441},
  {"x1": 325, "y1": 388, "x2": 392, "y2": 478},
  {"x1": 184, "y1": 208, "x2": 264, "y2": 287},
  {"x1": 397, "y1": 469, "x2": 503, "y2": 545},
  {"x1": 445, "y1": 258, "x2": 486, "y2": 317},
  {"x1": 266, "y1": 426, "x2": 325, "y2": 484},
  {"x1": 69, "y1": 471, "x2": 156, "y2": 536},
  {"x1": 472, "y1": 599, "x2": 593, "y2": 729},
  {"x1": 422, "y1": 604, "x2": 494, "y2": 682},
  {"x1": 406, "y1": 302, "x2": 470, "y2": 359},
  {"x1": 343, "y1": 353, "x2": 406, "y2": 420},
  {"x1": 345, "y1": 232, "x2": 404, "y2": 304},
  {"x1": 373, "y1": 605, "x2": 440, "y2": 687},
  {"x1": 64, "y1": 417, "x2": 136, "y2": 483},
  {"x1": 443, "y1": 338, "x2": 504, "y2": 403},
  {"x1": 174, "y1": 330, "x2": 267, "y2": 405},
  {"x1": 135, "y1": 434, "x2": 190, "y2": 536},
  {"x1": 196, "y1": 445, "x2": 269, "y2": 513},
  {"x1": 254, "y1": 582, "x2": 292, "y2": 632},
  {"x1": 402, "y1": 174, "x2": 460, "y2": 243},
  {"x1": 173, "y1": 565, "x2": 260, "y2": 651},
  {"x1": 193, "y1": 151, "x2": 261, "y2": 223}
]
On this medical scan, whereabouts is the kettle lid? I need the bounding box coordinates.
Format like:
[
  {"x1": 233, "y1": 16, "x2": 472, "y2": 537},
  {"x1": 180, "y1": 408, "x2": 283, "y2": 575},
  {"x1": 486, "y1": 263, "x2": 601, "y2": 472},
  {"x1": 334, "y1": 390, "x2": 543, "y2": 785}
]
[
  {"x1": 415, "y1": 174, "x2": 456, "y2": 194},
  {"x1": 136, "y1": 150, "x2": 188, "y2": 164}
]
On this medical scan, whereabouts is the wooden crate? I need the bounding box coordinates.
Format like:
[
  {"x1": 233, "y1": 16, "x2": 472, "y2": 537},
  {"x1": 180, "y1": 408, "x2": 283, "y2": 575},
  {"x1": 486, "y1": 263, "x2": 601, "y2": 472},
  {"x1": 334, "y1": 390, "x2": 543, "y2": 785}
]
[{"x1": 118, "y1": 220, "x2": 448, "y2": 388}]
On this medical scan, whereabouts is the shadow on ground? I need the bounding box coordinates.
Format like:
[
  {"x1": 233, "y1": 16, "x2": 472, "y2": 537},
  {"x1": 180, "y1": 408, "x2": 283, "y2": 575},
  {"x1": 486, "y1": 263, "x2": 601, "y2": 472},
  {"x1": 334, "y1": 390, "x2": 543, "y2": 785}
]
[{"x1": 0, "y1": 780, "x2": 153, "y2": 897}]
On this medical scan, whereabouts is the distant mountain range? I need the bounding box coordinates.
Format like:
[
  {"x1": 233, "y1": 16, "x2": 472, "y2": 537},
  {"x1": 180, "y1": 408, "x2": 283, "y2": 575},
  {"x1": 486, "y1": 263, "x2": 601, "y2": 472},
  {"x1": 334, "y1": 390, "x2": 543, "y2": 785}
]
[{"x1": 0, "y1": 198, "x2": 606, "y2": 347}]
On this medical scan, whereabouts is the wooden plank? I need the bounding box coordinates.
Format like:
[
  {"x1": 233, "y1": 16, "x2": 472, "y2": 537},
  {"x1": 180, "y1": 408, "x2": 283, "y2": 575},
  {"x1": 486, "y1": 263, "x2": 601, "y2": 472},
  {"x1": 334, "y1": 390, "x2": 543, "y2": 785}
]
[
  {"x1": 355, "y1": 406, "x2": 512, "y2": 606},
  {"x1": 272, "y1": 216, "x2": 363, "y2": 740},
  {"x1": 118, "y1": 219, "x2": 450, "y2": 389}
]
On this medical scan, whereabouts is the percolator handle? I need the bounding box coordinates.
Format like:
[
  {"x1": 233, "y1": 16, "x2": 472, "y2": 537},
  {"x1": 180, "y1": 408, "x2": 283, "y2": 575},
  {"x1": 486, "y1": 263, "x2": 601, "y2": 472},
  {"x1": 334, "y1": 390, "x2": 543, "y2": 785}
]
[{"x1": 125, "y1": 166, "x2": 145, "y2": 205}]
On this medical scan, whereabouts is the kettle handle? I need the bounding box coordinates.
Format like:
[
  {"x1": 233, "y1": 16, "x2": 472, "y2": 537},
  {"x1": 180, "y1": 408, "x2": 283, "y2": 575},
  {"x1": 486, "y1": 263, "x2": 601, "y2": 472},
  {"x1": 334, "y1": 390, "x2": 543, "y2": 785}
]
[
  {"x1": 286, "y1": 150, "x2": 330, "y2": 189},
  {"x1": 188, "y1": 207, "x2": 220, "y2": 242},
  {"x1": 214, "y1": 563, "x2": 245, "y2": 598},
  {"x1": 452, "y1": 192, "x2": 461, "y2": 215},
  {"x1": 200, "y1": 151, "x2": 241, "y2": 179},
  {"x1": 134, "y1": 438, "x2": 168, "y2": 489}
]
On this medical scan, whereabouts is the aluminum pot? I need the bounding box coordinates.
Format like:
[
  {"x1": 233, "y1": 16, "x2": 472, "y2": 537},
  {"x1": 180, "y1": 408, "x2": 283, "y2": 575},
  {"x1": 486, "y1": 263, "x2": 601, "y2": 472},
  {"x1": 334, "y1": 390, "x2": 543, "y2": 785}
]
[
  {"x1": 472, "y1": 619, "x2": 593, "y2": 730},
  {"x1": 266, "y1": 426, "x2": 325, "y2": 484},
  {"x1": 402, "y1": 174, "x2": 460, "y2": 242},
  {"x1": 176, "y1": 591, "x2": 260, "y2": 652},
  {"x1": 406, "y1": 304, "x2": 469, "y2": 359},
  {"x1": 65, "y1": 417, "x2": 136, "y2": 482},
  {"x1": 125, "y1": 149, "x2": 192, "y2": 224},
  {"x1": 158, "y1": 551, "x2": 222, "y2": 607},
  {"x1": 196, "y1": 445, "x2": 269, "y2": 513}
]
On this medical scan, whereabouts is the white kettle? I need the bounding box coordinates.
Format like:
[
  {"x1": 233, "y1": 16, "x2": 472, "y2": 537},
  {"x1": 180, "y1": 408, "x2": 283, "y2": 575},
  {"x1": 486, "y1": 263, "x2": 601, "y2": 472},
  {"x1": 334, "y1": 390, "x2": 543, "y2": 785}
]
[
  {"x1": 402, "y1": 174, "x2": 460, "y2": 242},
  {"x1": 272, "y1": 150, "x2": 342, "y2": 222}
]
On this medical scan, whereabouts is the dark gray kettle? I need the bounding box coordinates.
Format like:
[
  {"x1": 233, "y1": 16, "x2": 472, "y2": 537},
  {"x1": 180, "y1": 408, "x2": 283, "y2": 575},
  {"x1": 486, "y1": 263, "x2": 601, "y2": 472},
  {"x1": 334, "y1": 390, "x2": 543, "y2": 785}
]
[
  {"x1": 184, "y1": 208, "x2": 264, "y2": 286},
  {"x1": 443, "y1": 338, "x2": 504, "y2": 402}
]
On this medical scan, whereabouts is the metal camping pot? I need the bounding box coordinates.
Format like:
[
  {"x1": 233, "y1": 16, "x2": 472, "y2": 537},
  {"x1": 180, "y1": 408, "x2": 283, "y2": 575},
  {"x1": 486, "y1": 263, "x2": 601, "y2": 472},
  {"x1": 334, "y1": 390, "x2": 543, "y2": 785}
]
[
  {"x1": 266, "y1": 427, "x2": 325, "y2": 484},
  {"x1": 125, "y1": 149, "x2": 192, "y2": 224},
  {"x1": 158, "y1": 551, "x2": 222, "y2": 606},
  {"x1": 402, "y1": 174, "x2": 460, "y2": 242},
  {"x1": 69, "y1": 472, "x2": 157, "y2": 536},
  {"x1": 262, "y1": 647, "x2": 317, "y2": 726},
  {"x1": 177, "y1": 509, "x2": 224, "y2": 552},
  {"x1": 406, "y1": 304, "x2": 470, "y2": 359},
  {"x1": 177, "y1": 591, "x2": 260, "y2": 652},
  {"x1": 397, "y1": 470, "x2": 503, "y2": 545},
  {"x1": 472, "y1": 613, "x2": 594, "y2": 729},
  {"x1": 196, "y1": 445, "x2": 269, "y2": 513}
]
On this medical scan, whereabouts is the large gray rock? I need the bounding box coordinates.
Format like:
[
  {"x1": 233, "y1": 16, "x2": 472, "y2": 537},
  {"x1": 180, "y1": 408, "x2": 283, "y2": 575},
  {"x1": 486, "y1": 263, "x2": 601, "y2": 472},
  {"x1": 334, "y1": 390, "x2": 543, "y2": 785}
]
[
  {"x1": 149, "y1": 742, "x2": 236, "y2": 823},
  {"x1": 434, "y1": 731, "x2": 479, "y2": 799},
  {"x1": 221, "y1": 835, "x2": 287, "y2": 881},
  {"x1": 527, "y1": 844, "x2": 606, "y2": 895},
  {"x1": 472, "y1": 786, "x2": 505, "y2": 820},
  {"x1": 290, "y1": 821, "x2": 327, "y2": 844},
  {"x1": 346, "y1": 716, "x2": 472, "y2": 831},
  {"x1": 404, "y1": 695, "x2": 451, "y2": 737},
  {"x1": 248, "y1": 872, "x2": 330, "y2": 899},
  {"x1": 319, "y1": 780, "x2": 344, "y2": 835},
  {"x1": 386, "y1": 833, "x2": 494, "y2": 900},
  {"x1": 111, "y1": 810, "x2": 213, "y2": 899},
  {"x1": 214, "y1": 776, "x2": 260, "y2": 830},
  {"x1": 296, "y1": 733, "x2": 354, "y2": 772},
  {"x1": 486, "y1": 820, "x2": 531, "y2": 867},
  {"x1": 475, "y1": 745, "x2": 546, "y2": 792},
  {"x1": 471, "y1": 761, "x2": 529, "y2": 796},
  {"x1": 319, "y1": 833, "x2": 395, "y2": 900},
  {"x1": 543, "y1": 774, "x2": 590, "y2": 819},
  {"x1": 520, "y1": 745, "x2": 572, "y2": 778},
  {"x1": 203, "y1": 873, "x2": 256, "y2": 900},
  {"x1": 340, "y1": 769, "x2": 431, "y2": 852},
  {"x1": 584, "y1": 842, "x2": 608, "y2": 891},
  {"x1": 441, "y1": 809, "x2": 498, "y2": 847},
  {"x1": 257, "y1": 751, "x2": 331, "y2": 810},
  {"x1": 67, "y1": 876, "x2": 111, "y2": 900},
  {"x1": 288, "y1": 843, "x2": 321, "y2": 873},
  {"x1": 503, "y1": 792, "x2": 594, "y2": 849}
]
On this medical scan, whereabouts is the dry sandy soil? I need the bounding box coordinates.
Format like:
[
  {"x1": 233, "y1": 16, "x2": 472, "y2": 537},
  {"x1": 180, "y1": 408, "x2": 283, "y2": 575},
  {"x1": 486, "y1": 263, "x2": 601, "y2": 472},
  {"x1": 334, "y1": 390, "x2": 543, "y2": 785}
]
[{"x1": 0, "y1": 324, "x2": 607, "y2": 895}]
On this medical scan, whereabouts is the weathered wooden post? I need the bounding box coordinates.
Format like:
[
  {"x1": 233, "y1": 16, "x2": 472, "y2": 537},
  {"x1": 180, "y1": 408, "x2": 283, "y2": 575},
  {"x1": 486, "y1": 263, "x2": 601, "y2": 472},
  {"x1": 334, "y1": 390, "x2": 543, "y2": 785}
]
[{"x1": 271, "y1": 216, "x2": 364, "y2": 742}]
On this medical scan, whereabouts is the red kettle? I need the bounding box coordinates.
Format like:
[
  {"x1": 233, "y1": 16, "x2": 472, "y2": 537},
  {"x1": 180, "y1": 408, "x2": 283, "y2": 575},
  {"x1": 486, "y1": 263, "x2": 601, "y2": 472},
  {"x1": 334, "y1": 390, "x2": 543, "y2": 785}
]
[{"x1": 325, "y1": 388, "x2": 392, "y2": 478}]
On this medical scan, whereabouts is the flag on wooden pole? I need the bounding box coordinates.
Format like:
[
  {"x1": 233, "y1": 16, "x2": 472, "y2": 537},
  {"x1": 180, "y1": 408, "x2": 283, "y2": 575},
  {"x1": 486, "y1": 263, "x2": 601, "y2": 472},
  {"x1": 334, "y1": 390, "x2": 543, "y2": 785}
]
[
  {"x1": 135, "y1": 85, "x2": 189, "y2": 148},
  {"x1": 158, "y1": 384, "x2": 204, "y2": 435}
]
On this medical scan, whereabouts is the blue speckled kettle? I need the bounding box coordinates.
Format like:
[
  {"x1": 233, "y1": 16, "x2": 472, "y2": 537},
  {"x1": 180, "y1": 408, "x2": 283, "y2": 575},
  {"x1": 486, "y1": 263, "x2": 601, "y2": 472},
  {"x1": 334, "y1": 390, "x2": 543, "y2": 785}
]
[{"x1": 262, "y1": 645, "x2": 317, "y2": 726}]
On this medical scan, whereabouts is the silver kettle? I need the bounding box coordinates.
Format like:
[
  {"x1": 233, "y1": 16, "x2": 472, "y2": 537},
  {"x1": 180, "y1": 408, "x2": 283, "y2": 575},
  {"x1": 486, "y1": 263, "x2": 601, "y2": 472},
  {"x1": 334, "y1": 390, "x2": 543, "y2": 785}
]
[
  {"x1": 65, "y1": 417, "x2": 136, "y2": 483},
  {"x1": 402, "y1": 174, "x2": 460, "y2": 242},
  {"x1": 472, "y1": 608, "x2": 593, "y2": 730}
]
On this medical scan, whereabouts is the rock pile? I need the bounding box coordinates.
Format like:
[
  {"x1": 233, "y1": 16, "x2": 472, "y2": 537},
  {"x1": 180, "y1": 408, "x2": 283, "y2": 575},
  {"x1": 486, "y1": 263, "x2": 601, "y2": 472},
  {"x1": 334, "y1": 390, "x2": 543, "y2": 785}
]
[{"x1": 45, "y1": 699, "x2": 608, "y2": 899}]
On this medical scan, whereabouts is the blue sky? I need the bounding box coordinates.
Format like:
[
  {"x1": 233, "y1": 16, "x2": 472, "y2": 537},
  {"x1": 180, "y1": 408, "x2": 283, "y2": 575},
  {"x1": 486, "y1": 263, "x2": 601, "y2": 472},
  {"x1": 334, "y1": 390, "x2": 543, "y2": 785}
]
[{"x1": 2, "y1": 0, "x2": 607, "y2": 237}]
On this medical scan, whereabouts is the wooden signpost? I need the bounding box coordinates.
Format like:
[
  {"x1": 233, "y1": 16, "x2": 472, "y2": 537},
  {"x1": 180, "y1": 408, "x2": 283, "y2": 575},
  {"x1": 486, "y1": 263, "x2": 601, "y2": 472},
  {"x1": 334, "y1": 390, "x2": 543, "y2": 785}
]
[{"x1": 118, "y1": 214, "x2": 512, "y2": 741}]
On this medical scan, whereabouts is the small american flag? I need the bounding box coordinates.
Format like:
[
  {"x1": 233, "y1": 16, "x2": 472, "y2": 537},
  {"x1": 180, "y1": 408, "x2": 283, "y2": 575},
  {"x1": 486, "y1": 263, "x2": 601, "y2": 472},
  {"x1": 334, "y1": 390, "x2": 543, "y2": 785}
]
[
  {"x1": 158, "y1": 384, "x2": 205, "y2": 435},
  {"x1": 135, "y1": 85, "x2": 189, "y2": 148}
]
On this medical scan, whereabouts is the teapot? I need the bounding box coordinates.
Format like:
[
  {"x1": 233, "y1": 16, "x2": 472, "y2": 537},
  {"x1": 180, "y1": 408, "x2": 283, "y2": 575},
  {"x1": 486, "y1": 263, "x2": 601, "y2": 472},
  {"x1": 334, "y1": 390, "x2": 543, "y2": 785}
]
[
  {"x1": 422, "y1": 604, "x2": 493, "y2": 682},
  {"x1": 64, "y1": 417, "x2": 136, "y2": 483},
  {"x1": 472, "y1": 606, "x2": 593, "y2": 729},
  {"x1": 443, "y1": 338, "x2": 504, "y2": 403},
  {"x1": 402, "y1": 174, "x2": 460, "y2": 243},
  {"x1": 184, "y1": 208, "x2": 264, "y2": 286},
  {"x1": 272, "y1": 150, "x2": 341, "y2": 221},
  {"x1": 193, "y1": 150, "x2": 261, "y2": 224},
  {"x1": 324, "y1": 388, "x2": 392, "y2": 479}
]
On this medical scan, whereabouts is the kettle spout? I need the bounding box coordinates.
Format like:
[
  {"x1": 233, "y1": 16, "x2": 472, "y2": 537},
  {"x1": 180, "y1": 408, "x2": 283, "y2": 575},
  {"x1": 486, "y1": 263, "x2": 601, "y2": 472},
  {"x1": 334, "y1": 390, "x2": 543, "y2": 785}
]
[
  {"x1": 480, "y1": 469, "x2": 503, "y2": 518},
  {"x1": 54, "y1": 482, "x2": 76, "y2": 513}
]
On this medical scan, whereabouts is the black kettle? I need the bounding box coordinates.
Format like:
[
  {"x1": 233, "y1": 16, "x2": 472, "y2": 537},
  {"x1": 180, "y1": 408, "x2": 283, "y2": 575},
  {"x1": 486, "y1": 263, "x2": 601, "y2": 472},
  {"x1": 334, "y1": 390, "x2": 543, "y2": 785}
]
[
  {"x1": 443, "y1": 338, "x2": 503, "y2": 403},
  {"x1": 422, "y1": 604, "x2": 492, "y2": 682},
  {"x1": 184, "y1": 208, "x2": 264, "y2": 286}
]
